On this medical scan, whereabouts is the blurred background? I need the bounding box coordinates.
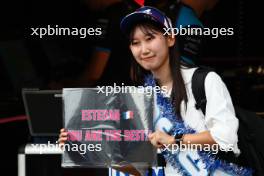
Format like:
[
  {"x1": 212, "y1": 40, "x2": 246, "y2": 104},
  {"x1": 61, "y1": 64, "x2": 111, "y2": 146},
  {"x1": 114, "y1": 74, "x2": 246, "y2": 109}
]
[{"x1": 0, "y1": 0, "x2": 263, "y2": 175}]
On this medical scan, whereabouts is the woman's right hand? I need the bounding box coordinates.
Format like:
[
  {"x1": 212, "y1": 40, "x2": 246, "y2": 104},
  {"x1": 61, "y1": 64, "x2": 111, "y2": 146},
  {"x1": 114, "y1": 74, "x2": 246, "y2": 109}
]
[{"x1": 58, "y1": 128, "x2": 68, "y2": 148}]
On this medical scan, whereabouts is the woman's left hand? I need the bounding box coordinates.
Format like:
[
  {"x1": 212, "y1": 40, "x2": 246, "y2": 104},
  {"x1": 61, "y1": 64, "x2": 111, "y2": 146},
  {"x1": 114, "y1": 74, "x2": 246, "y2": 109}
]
[{"x1": 148, "y1": 130, "x2": 175, "y2": 148}]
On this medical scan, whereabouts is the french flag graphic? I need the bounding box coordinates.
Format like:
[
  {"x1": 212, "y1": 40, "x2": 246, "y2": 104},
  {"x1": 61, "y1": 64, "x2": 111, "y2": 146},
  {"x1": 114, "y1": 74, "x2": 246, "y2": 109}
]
[{"x1": 122, "y1": 111, "x2": 134, "y2": 120}]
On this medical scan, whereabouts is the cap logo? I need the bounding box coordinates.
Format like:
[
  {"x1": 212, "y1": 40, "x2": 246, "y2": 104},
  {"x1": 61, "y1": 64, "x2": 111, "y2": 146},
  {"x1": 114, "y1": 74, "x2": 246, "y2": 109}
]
[{"x1": 143, "y1": 9, "x2": 152, "y2": 15}]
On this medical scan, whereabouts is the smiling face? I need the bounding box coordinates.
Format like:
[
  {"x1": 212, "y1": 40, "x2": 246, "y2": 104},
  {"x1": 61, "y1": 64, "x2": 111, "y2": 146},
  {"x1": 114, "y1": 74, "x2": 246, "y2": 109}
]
[{"x1": 129, "y1": 24, "x2": 175, "y2": 73}]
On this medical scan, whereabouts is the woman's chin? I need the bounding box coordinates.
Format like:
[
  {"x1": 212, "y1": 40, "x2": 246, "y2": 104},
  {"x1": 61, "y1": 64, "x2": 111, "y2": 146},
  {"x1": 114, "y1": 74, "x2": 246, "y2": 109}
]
[{"x1": 141, "y1": 64, "x2": 157, "y2": 71}]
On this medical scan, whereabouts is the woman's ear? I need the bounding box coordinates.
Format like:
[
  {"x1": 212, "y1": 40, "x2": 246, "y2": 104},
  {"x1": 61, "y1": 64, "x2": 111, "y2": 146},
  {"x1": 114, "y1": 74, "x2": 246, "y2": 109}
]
[{"x1": 167, "y1": 35, "x2": 175, "y2": 47}]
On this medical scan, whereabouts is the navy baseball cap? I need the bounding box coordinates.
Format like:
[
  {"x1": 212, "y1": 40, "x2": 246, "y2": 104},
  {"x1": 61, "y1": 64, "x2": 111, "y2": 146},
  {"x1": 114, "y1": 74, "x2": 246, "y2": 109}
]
[{"x1": 120, "y1": 6, "x2": 173, "y2": 35}]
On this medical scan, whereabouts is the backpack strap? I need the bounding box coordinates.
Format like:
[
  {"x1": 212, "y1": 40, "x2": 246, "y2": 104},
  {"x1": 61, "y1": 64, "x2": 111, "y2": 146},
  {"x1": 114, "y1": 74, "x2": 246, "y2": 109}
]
[{"x1": 191, "y1": 67, "x2": 214, "y2": 115}]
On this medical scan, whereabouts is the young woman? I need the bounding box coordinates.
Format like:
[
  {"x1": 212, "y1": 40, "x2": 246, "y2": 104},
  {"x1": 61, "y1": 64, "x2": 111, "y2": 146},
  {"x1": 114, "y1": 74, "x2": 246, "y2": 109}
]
[
  {"x1": 119, "y1": 6, "x2": 252, "y2": 176},
  {"x1": 59, "y1": 6, "x2": 252, "y2": 176}
]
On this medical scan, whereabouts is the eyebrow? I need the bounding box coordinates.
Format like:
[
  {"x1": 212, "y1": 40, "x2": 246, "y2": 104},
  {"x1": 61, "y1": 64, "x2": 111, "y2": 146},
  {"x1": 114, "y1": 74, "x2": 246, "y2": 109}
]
[{"x1": 144, "y1": 31, "x2": 158, "y2": 36}]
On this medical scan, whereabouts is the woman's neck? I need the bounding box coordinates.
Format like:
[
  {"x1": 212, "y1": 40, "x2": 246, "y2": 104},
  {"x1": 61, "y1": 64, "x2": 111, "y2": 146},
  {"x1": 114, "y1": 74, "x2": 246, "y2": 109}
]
[{"x1": 151, "y1": 60, "x2": 173, "y2": 90}]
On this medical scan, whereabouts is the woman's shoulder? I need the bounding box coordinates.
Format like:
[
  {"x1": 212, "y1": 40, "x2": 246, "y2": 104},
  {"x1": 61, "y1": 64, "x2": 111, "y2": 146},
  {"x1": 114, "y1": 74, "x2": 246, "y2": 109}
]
[
  {"x1": 180, "y1": 67, "x2": 198, "y2": 84},
  {"x1": 181, "y1": 66, "x2": 221, "y2": 80},
  {"x1": 204, "y1": 71, "x2": 224, "y2": 86},
  {"x1": 181, "y1": 66, "x2": 223, "y2": 85}
]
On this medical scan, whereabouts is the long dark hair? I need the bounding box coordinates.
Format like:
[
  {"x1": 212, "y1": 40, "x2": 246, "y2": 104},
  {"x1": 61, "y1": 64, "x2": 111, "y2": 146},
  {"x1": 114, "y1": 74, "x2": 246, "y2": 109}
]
[{"x1": 128, "y1": 20, "x2": 194, "y2": 117}]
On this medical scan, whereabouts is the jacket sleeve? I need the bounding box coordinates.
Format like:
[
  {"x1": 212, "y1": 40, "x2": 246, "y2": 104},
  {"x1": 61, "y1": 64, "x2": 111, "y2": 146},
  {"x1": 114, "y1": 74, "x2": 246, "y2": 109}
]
[{"x1": 204, "y1": 72, "x2": 239, "y2": 153}]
